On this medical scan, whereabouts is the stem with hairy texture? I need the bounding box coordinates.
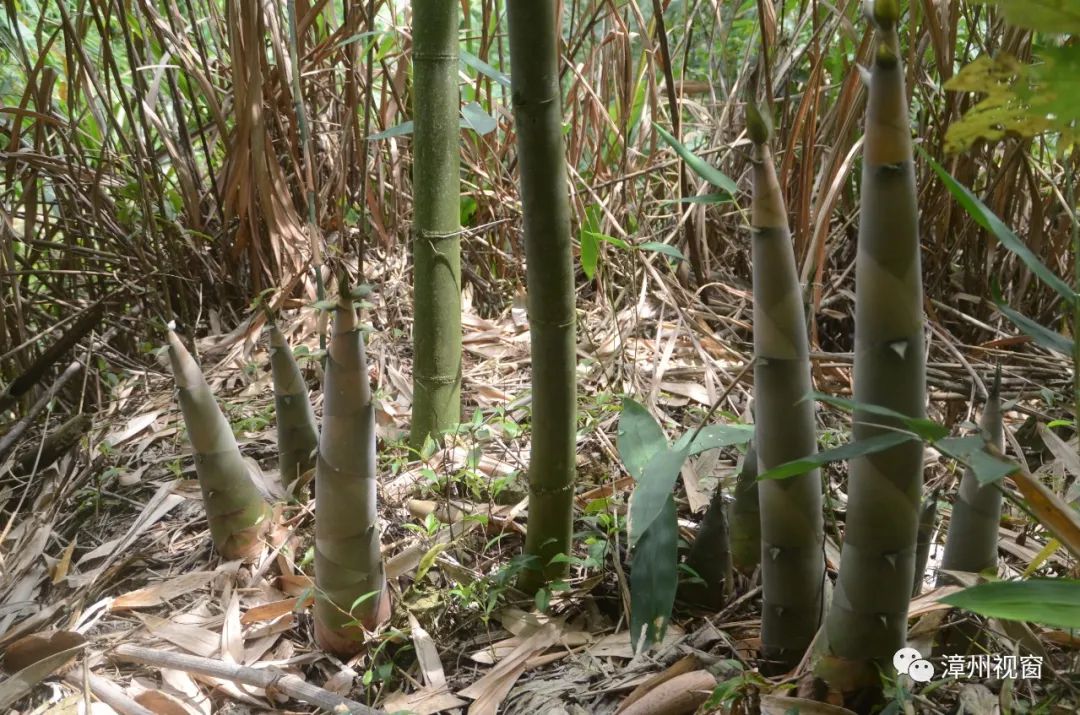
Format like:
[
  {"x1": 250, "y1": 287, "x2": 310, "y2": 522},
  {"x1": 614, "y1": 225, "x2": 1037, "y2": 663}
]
[{"x1": 507, "y1": 0, "x2": 578, "y2": 593}]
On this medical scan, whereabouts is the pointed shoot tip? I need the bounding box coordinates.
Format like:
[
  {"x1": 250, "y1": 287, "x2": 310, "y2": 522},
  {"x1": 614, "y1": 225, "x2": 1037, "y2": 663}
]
[{"x1": 745, "y1": 103, "x2": 771, "y2": 145}]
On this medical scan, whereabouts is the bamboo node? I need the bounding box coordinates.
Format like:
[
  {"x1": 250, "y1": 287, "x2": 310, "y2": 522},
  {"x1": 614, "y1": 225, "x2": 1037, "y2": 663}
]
[{"x1": 412, "y1": 228, "x2": 462, "y2": 243}]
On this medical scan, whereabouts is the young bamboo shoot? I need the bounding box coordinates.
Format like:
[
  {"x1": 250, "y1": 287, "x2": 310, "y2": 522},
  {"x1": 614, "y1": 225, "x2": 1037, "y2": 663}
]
[
  {"x1": 747, "y1": 104, "x2": 826, "y2": 671},
  {"x1": 267, "y1": 321, "x2": 318, "y2": 494},
  {"x1": 167, "y1": 329, "x2": 270, "y2": 561},
  {"x1": 822, "y1": 0, "x2": 927, "y2": 686},
  {"x1": 313, "y1": 291, "x2": 389, "y2": 655}
]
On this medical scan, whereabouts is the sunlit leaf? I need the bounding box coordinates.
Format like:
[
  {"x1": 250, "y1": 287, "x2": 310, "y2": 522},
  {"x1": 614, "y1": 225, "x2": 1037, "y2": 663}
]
[{"x1": 974, "y1": 0, "x2": 1080, "y2": 34}]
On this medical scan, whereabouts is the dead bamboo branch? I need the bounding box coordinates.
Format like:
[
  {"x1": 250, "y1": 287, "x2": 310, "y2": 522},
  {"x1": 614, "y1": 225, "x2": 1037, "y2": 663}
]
[{"x1": 111, "y1": 644, "x2": 385, "y2": 715}]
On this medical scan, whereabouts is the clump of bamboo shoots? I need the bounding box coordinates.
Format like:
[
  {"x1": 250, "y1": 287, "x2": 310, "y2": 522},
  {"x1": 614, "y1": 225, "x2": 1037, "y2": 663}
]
[
  {"x1": 747, "y1": 101, "x2": 825, "y2": 671},
  {"x1": 821, "y1": 0, "x2": 926, "y2": 687},
  {"x1": 267, "y1": 319, "x2": 318, "y2": 494},
  {"x1": 166, "y1": 328, "x2": 270, "y2": 561},
  {"x1": 313, "y1": 288, "x2": 389, "y2": 656}
]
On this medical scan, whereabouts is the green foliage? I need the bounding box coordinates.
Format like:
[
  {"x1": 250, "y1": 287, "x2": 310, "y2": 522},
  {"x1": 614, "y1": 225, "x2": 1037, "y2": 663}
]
[
  {"x1": 617, "y1": 398, "x2": 751, "y2": 652},
  {"x1": 940, "y1": 579, "x2": 1080, "y2": 629},
  {"x1": 945, "y1": 2, "x2": 1080, "y2": 152},
  {"x1": 924, "y1": 150, "x2": 1077, "y2": 354},
  {"x1": 654, "y1": 126, "x2": 738, "y2": 196},
  {"x1": 758, "y1": 393, "x2": 1016, "y2": 485}
]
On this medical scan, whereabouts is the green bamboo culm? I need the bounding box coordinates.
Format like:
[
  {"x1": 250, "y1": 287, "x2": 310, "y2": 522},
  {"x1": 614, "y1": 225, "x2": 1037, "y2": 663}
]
[
  {"x1": 314, "y1": 289, "x2": 389, "y2": 656},
  {"x1": 267, "y1": 319, "x2": 318, "y2": 494},
  {"x1": 409, "y1": 0, "x2": 462, "y2": 449},
  {"x1": 746, "y1": 103, "x2": 826, "y2": 671},
  {"x1": 728, "y1": 442, "x2": 761, "y2": 573},
  {"x1": 821, "y1": 0, "x2": 926, "y2": 687},
  {"x1": 938, "y1": 370, "x2": 1004, "y2": 578},
  {"x1": 166, "y1": 329, "x2": 270, "y2": 561},
  {"x1": 507, "y1": 0, "x2": 578, "y2": 593}
]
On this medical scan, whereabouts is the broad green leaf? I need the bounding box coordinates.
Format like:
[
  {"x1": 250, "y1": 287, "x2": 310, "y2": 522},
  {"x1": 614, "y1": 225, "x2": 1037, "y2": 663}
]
[
  {"x1": 461, "y1": 49, "x2": 512, "y2": 88},
  {"x1": 368, "y1": 121, "x2": 414, "y2": 141},
  {"x1": 655, "y1": 125, "x2": 738, "y2": 196},
  {"x1": 991, "y1": 280, "x2": 1074, "y2": 355},
  {"x1": 639, "y1": 241, "x2": 686, "y2": 262},
  {"x1": 580, "y1": 231, "x2": 599, "y2": 280},
  {"x1": 628, "y1": 445, "x2": 691, "y2": 547},
  {"x1": 673, "y1": 423, "x2": 755, "y2": 456},
  {"x1": 629, "y1": 496, "x2": 678, "y2": 653},
  {"x1": 939, "y1": 579, "x2": 1080, "y2": 629},
  {"x1": 461, "y1": 101, "x2": 497, "y2": 135},
  {"x1": 923, "y1": 150, "x2": 1075, "y2": 301},
  {"x1": 812, "y1": 392, "x2": 948, "y2": 441},
  {"x1": 757, "y1": 432, "x2": 915, "y2": 481},
  {"x1": 617, "y1": 398, "x2": 668, "y2": 480}
]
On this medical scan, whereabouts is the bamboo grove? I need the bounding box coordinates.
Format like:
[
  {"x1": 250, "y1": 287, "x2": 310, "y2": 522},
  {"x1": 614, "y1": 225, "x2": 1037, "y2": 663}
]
[{"x1": 4, "y1": 0, "x2": 1079, "y2": 711}]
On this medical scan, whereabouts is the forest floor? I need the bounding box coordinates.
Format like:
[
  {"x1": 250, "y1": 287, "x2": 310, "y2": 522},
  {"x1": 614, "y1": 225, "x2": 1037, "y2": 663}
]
[{"x1": 2, "y1": 251, "x2": 1078, "y2": 715}]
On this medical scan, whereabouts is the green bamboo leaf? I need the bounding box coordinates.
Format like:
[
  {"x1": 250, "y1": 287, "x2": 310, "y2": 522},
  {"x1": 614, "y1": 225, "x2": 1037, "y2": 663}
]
[
  {"x1": 580, "y1": 231, "x2": 599, "y2": 280},
  {"x1": 599, "y1": 233, "x2": 631, "y2": 250},
  {"x1": 629, "y1": 496, "x2": 678, "y2": 653},
  {"x1": 922, "y1": 149, "x2": 1075, "y2": 301},
  {"x1": 638, "y1": 241, "x2": 686, "y2": 262},
  {"x1": 460, "y1": 49, "x2": 512, "y2": 88},
  {"x1": 991, "y1": 280, "x2": 1074, "y2": 355},
  {"x1": 654, "y1": 125, "x2": 738, "y2": 195},
  {"x1": 812, "y1": 392, "x2": 949, "y2": 441},
  {"x1": 936, "y1": 435, "x2": 1018, "y2": 485},
  {"x1": 974, "y1": 0, "x2": 1080, "y2": 34},
  {"x1": 757, "y1": 432, "x2": 915, "y2": 481},
  {"x1": 673, "y1": 423, "x2": 755, "y2": 456},
  {"x1": 939, "y1": 579, "x2": 1080, "y2": 629},
  {"x1": 368, "y1": 121, "x2": 415, "y2": 141},
  {"x1": 617, "y1": 398, "x2": 668, "y2": 480},
  {"x1": 628, "y1": 445, "x2": 691, "y2": 547},
  {"x1": 461, "y1": 101, "x2": 497, "y2": 135}
]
